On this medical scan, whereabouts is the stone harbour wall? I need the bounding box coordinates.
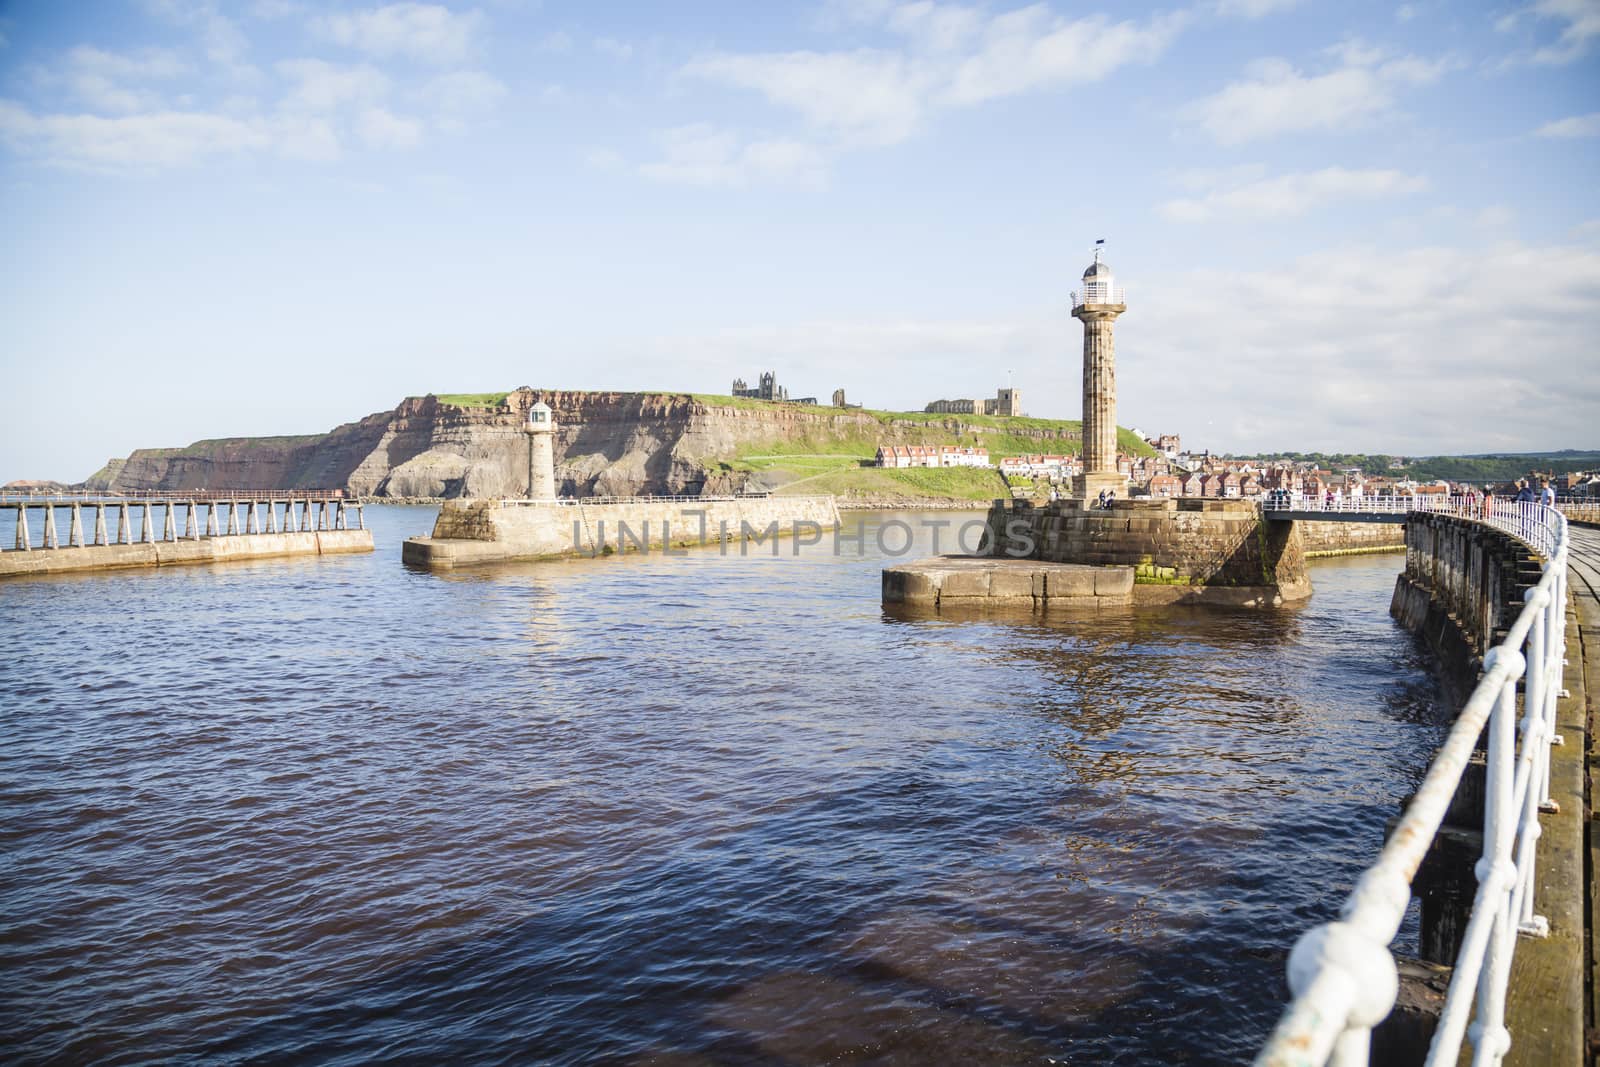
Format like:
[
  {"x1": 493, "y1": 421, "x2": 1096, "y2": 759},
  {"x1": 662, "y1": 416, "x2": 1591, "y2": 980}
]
[
  {"x1": 1390, "y1": 512, "x2": 1539, "y2": 672},
  {"x1": 403, "y1": 495, "x2": 842, "y2": 569},
  {"x1": 986, "y1": 497, "x2": 1311, "y2": 600},
  {"x1": 1300, "y1": 519, "x2": 1407, "y2": 556}
]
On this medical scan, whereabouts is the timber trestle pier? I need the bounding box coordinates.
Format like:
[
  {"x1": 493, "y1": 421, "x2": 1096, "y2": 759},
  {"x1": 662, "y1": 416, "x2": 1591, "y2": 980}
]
[{"x1": 0, "y1": 491, "x2": 372, "y2": 578}]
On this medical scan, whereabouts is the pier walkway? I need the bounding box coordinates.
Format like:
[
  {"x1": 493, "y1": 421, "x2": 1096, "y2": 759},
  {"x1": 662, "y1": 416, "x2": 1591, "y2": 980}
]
[
  {"x1": 1259, "y1": 502, "x2": 1591, "y2": 1066},
  {"x1": 1567, "y1": 523, "x2": 1600, "y2": 1065},
  {"x1": 0, "y1": 491, "x2": 372, "y2": 578}
]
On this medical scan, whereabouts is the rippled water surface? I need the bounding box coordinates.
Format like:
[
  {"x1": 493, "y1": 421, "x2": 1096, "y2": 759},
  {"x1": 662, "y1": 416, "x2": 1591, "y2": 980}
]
[{"x1": 1, "y1": 507, "x2": 1446, "y2": 1064}]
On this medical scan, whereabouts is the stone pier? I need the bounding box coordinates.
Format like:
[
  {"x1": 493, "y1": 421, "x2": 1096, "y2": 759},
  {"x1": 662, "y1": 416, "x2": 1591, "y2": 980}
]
[
  {"x1": 985, "y1": 496, "x2": 1312, "y2": 606},
  {"x1": 402, "y1": 494, "x2": 841, "y2": 569},
  {"x1": 1374, "y1": 511, "x2": 1590, "y2": 1065}
]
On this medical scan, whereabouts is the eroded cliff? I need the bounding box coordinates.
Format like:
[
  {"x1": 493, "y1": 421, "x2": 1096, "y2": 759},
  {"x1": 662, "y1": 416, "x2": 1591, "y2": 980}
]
[{"x1": 84, "y1": 389, "x2": 1098, "y2": 499}]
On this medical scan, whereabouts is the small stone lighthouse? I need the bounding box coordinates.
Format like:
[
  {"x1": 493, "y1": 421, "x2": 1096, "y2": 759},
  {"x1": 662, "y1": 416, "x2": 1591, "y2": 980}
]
[
  {"x1": 1071, "y1": 248, "x2": 1128, "y2": 501},
  {"x1": 524, "y1": 400, "x2": 557, "y2": 500}
]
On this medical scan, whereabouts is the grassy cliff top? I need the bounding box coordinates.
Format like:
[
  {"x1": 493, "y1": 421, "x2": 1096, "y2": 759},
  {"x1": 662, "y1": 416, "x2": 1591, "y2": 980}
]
[
  {"x1": 432, "y1": 391, "x2": 512, "y2": 408},
  {"x1": 136, "y1": 434, "x2": 326, "y2": 458}
]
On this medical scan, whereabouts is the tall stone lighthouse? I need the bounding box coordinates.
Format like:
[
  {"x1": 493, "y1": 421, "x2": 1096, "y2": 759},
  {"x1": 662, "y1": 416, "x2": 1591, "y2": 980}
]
[
  {"x1": 524, "y1": 400, "x2": 557, "y2": 500},
  {"x1": 1071, "y1": 248, "x2": 1128, "y2": 501}
]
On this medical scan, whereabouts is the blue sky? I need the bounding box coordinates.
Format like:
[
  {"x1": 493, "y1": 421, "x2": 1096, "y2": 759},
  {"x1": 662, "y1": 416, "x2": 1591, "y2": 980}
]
[{"x1": 2, "y1": 0, "x2": 1597, "y2": 481}]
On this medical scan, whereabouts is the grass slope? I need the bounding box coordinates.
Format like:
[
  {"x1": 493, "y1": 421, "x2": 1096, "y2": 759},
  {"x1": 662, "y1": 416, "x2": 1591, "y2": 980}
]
[{"x1": 773, "y1": 465, "x2": 1008, "y2": 502}]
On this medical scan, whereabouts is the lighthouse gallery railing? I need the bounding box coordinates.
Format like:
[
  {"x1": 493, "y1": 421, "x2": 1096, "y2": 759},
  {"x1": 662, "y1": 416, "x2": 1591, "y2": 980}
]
[{"x1": 1257, "y1": 499, "x2": 1569, "y2": 1067}]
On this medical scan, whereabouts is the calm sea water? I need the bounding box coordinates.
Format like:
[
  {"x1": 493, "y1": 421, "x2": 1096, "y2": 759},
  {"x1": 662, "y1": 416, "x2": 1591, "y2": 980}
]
[{"x1": 0, "y1": 506, "x2": 1445, "y2": 1065}]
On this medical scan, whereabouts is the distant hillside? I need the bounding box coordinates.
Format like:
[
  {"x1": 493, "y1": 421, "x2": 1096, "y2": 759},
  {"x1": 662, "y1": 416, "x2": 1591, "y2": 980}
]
[
  {"x1": 1247, "y1": 450, "x2": 1600, "y2": 484},
  {"x1": 81, "y1": 389, "x2": 1152, "y2": 502}
]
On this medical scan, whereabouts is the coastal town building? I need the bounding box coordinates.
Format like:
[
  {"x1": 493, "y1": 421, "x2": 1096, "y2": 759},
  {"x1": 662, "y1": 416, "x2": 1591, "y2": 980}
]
[
  {"x1": 874, "y1": 444, "x2": 992, "y2": 469},
  {"x1": 999, "y1": 454, "x2": 1079, "y2": 479},
  {"x1": 1145, "y1": 434, "x2": 1181, "y2": 458}
]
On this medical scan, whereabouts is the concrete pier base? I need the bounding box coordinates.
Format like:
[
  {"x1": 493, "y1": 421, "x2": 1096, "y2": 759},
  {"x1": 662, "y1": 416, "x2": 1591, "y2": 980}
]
[
  {"x1": 883, "y1": 556, "x2": 1134, "y2": 611},
  {"x1": 0, "y1": 528, "x2": 373, "y2": 578}
]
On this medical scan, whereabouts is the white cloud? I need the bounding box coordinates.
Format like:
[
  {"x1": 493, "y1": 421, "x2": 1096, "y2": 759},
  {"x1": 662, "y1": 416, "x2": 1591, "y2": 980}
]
[
  {"x1": 1161, "y1": 167, "x2": 1429, "y2": 222},
  {"x1": 1182, "y1": 43, "x2": 1449, "y2": 144},
  {"x1": 594, "y1": 37, "x2": 634, "y2": 61},
  {"x1": 276, "y1": 58, "x2": 390, "y2": 113},
  {"x1": 147, "y1": 0, "x2": 258, "y2": 81},
  {"x1": 1213, "y1": 0, "x2": 1303, "y2": 17},
  {"x1": 49, "y1": 46, "x2": 188, "y2": 114},
  {"x1": 313, "y1": 2, "x2": 482, "y2": 65},
  {"x1": 357, "y1": 106, "x2": 422, "y2": 148},
  {"x1": 273, "y1": 114, "x2": 340, "y2": 159},
  {"x1": 680, "y1": 1, "x2": 1184, "y2": 158},
  {"x1": 1131, "y1": 241, "x2": 1600, "y2": 452},
  {"x1": 943, "y1": 9, "x2": 1187, "y2": 105},
  {"x1": 1527, "y1": 0, "x2": 1600, "y2": 63},
  {"x1": 685, "y1": 50, "x2": 931, "y2": 146},
  {"x1": 250, "y1": 0, "x2": 303, "y2": 17},
  {"x1": 0, "y1": 100, "x2": 269, "y2": 167},
  {"x1": 639, "y1": 123, "x2": 828, "y2": 188},
  {"x1": 1535, "y1": 111, "x2": 1600, "y2": 137},
  {"x1": 416, "y1": 70, "x2": 506, "y2": 114},
  {"x1": 582, "y1": 146, "x2": 624, "y2": 171},
  {"x1": 1475, "y1": 204, "x2": 1515, "y2": 227}
]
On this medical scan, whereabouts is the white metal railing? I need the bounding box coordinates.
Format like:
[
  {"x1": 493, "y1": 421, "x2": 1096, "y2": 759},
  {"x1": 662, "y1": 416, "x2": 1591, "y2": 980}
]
[
  {"x1": 1261, "y1": 494, "x2": 1560, "y2": 556},
  {"x1": 1071, "y1": 283, "x2": 1126, "y2": 308},
  {"x1": 1257, "y1": 501, "x2": 1569, "y2": 1066}
]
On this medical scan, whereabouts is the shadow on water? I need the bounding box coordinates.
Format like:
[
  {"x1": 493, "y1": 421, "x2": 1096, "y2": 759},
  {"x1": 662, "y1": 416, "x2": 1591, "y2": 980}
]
[{"x1": 185, "y1": 762, "x2": 1349, "y2": 1067}]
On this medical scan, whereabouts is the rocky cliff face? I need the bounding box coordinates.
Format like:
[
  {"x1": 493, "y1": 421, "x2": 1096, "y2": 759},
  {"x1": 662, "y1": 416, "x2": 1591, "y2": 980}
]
[{"x1": 85, "y1": 390, "x2": 1088, "y2": 499}]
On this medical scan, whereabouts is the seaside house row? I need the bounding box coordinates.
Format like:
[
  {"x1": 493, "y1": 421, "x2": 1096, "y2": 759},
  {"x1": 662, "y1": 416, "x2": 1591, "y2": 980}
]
[
  {"x1": 875, "y1": 444, "x2": 992, "y2": 469},
  {"x1": 999, "y1": 454, "x2": 1079, "y2": 479}
]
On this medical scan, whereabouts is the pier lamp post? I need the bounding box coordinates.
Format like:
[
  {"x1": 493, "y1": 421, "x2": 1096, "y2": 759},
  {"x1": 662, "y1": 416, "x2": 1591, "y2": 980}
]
[{"x1": 524, "y1": 400, "x2": 557, "y2": 501}]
